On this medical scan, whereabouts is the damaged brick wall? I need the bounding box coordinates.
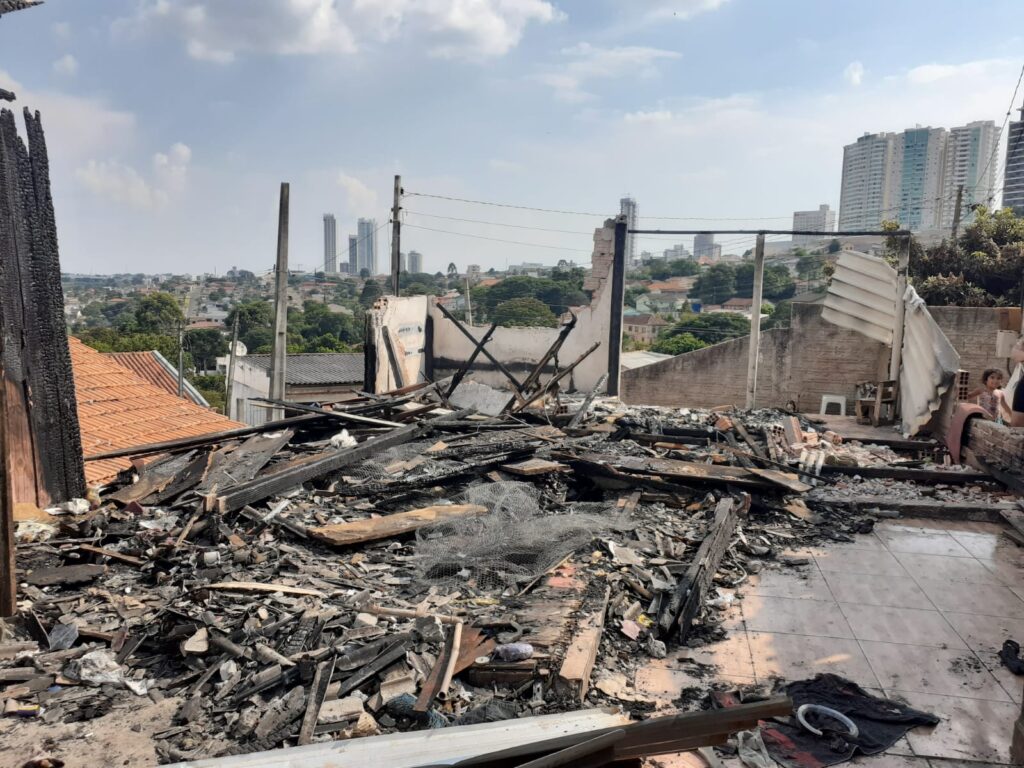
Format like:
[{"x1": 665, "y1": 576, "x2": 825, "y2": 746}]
[{"x1": 929, "y1": 306, "x2": 1022, "y2": 383}]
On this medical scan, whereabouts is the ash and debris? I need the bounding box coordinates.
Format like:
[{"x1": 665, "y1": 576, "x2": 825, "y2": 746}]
[{"x1": 0, "y1": 383, "x2": 1017, "y2": 765}]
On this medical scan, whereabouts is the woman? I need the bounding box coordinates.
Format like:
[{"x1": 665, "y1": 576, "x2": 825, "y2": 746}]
[{"x1": 1007, "y1": 337, "x2": 1024, "y2": 427}]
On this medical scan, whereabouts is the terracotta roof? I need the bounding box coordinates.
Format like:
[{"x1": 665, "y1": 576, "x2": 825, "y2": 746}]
[
  {"x1": 104, "y1": 350, "x2": 209, "y2": 407},
  {"x1": 71, "y1": 338, "x2": 243, "y2": 486}
]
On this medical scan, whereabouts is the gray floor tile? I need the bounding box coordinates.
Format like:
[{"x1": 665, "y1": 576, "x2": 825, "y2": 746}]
[
  {"x1": 822, "y1": 571, "x2": 935, "y2": 610},
  {"x1": 747, "y1": 631, "x2": 880, "y2": 687},
  {"x1": 915, "y1": 578, "x2": 1024, "y2": 618},
  {"x1": 839, "y1": 603, "x2": 966, "y2": 649},
  {"x1": 741, "y1": 594, "x2": 854, "y2": 638},
  {"x1": 894, "y1": 552, "x2": 1004, "y2": 585},
  {"x1": 815, "y1": 548, "x2": 908, "y2": 577},
  {"x1": 876, "y1": 530, "x2": 973, "y2": 557},
  {"x1": 861, "y1": 641, "x2": 1010, "y2": 701}
]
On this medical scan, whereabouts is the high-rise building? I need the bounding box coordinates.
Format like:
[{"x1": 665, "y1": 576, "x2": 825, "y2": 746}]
[
  {"x1": 838, "y1": 132, "x2": 898, "y2": 231},
  {"x1": 662, "y1": 243, "x2": 691, "y2": 260},
  {"x1": 399, "y1": 252, "x2": 407, "y2": 273},
  {"x1": 940, "y1": 120, "x2": 997, "y2": 228},
  {"x1": 694, "y1": 233, "x2": 719, "y2": 261},
  {"x1": 356, "y1": 218, "x2": 378, "y2": 275},
  {"x1": 1003, "y1": 108, "x2": 1024, "y2": 216},
  {"x1": 322, "y1": 214, "x2": 337, "y2": 273},
  {"x1": 840, "y1": 121, "x2": 998, "y2": 232},
  {"x1": 620, "y1": 196, "x2": 638, "y2": 264},
  {"x1": 792, "y1": 205, "x2": 836, "y2": 245},
  {"x1": 466, "y1": 264, "x2": 482, "y2": 283},
  {"x1": 408, "y1": 250, "x2": 423, "y2": 274},
  {"x1": 348, "y1": 235, "x2": 358, "y2": 274}
]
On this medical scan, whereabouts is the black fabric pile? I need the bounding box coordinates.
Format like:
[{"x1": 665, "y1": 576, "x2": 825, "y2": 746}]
[
  {"x1": 999, "y1": 639, "x2": 1024, "y2": 675},
  {"x1": 761, "y1": 674, "x2": 939, "y2": 768}
]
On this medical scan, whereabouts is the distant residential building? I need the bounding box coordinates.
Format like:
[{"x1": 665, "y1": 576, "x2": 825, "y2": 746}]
[
  {"x1": 662, "y1": 243, "x2": 691, "y2": 261},
  {"x1": 620, "y1": 196, "x2": 638, "y2": 265},
  {"x1": 638, "y1": 250, "x2": 654, "y2": 265},
  {"x1": 348, "y1": 235, "x2": 358, "y2": 274},
  {"x1": 636, "y1": 293, "x2": 686, "y2": 314},
  {"x1": 623, "y1": 313, "x2": 671, "y2": 344},
  {"x1": 1004, "y1": 107, "x2": 1024, "y2": 216},
  {"x1": 408, "y1": 250, "x2": 424, "y2": 274},
  {"x1": 399, "y1": 252, "x2": 407, "y2": 272},
  {"x1": 466, "y1": 264, "x2": 481, "y2": 282},
  {"x1": 792, "y1": 204, "x2": 835, "y2": 245},
  {"x1": 323, "y1": 213, "x2": 337, "y2": 273},
  {"x1": 839, "y1": 121, "x2": 997, "y2": 232},
  {"x1": 693, "y1": 233, "x2": 718, "y2": 260},
  {"x1": 356, "y1": 218, "x2": 378, "y2": 275}
]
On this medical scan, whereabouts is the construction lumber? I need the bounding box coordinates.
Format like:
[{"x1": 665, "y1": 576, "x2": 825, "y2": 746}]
[
  {"x1": 253, "y1": 397, "x2": 404, "y2": 429},
  {"x1": 106, "y1": 451, "x2": 198, "y2": 505},
  {"x1": 382, "y1": 327, "x2": 407, "y2": 389},
  {"x1": 148, "y1": 450, "x2": 213, "y2": 504},
  {"x1": 511, "y1": 341, "x2": 601, "y2": 414},
  {"x1": 206, "y1": 424, "x2": 421, "y2": 513},
  {"x1": 819, "y1": 496, "x2": 1018, "y2": 523},
  {"x1": 298, "y1": 656, "x2": 335, "y2": 746},
  {"x1": 24, "y1": 564, "x2": 105, "y2": 587},
  {"x1": 658, "y1": 497, "x2": 738, "y2": 639},
  {"x1": 414, "y1": 626, "x2": 493, "y2": 712},
  {"x1": 83, "y1": 413, "x2": 325, "y2": 462},
  {"x1": 557, "y1": 585, "x2": 610, "y2": 702},
  {"x1": 500, "y1": 459, "x2": 569, "y2": 477},
  {"x1": 201, "y1": 582, "x2": 325, "y2": 598},
  {"x1": 310, "y1": 504, "x2": 487, "y2": 547},
  {"x1": 569, "y1": 452, "x2": 796, "y2": 493}
]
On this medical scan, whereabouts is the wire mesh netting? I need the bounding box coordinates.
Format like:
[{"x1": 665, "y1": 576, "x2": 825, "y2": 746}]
[{"x1": 413, "y1": 481, "x2": 617, "y2": 592}]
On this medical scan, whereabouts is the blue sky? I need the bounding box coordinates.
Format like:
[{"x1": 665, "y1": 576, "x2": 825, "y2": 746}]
[{"x1": 2, "y1": 0, "x2": 1023, "y2": 275}]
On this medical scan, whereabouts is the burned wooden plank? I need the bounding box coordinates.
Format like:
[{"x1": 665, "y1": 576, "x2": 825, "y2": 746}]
[
  {"x1": 817, "y1": 464, "x2": 991, "y2": 484},
  {"x1": 207, "y1": 424, "x2": 421, "y2": 513},
  {"x1": 298, "y1": 655, "x2": 336, "y2": 745},
  {"x1": 24, "y1": 564, "x2": 105, "y2": 587},
  {"x1": 818, "y1": 496, "x2": 1017, "y2": 523},
  {"x1": 310, "y1": 504, "x2": 486, "y2": 548},
  {"x1": 446, "y1": 322, "x2": 497, "y2": 399},
  {"x1": 146, "y1": 449, "x2": 213, "y2": 505},
  {"x1": 658, "y1": 497, "x2": 739, "y2": 640},
  {"x1": 557, "y1": 584, "x2": 610, "y2": 703},
  {"x1": 105, "y1": 451, "x2": 197, "y2": 505},
  {"x1": 499, "y1": 459, "x2": 569, "y2": 477},
  {"x1": 414, "y1": 625, "x2": 491, "y2": 712},
  {"x1": 197, "y1": 429, "x2": 294, "y2": 495},
  {"x1": 567, "y1": 451, "x2": 778, "y2": 492},
  {"x1": 382, "y1": 327, "x2": 407, "y2": 390}
]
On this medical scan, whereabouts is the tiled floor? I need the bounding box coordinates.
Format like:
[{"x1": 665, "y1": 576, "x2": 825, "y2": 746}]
[{"x1": 633, "y1": 518, "x2": 1024, "y2": 765}]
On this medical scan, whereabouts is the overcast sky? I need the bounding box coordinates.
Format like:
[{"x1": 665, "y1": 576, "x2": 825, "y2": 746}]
[{"x1": 3, "y1": 0, "x2": 1023, "y2": 276}]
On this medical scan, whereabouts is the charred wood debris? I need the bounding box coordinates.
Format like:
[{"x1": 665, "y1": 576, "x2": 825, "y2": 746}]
[{"x1": 2, "y1": 381, "x2": 1018, "y2": 764}]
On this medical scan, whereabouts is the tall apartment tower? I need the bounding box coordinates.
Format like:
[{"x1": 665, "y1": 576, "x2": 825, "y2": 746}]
[
  {"x1": 1003, "y1": 108, "x2": 1024, "y2": 216},
  {"x1": 620, "y1": 196, "x2": 638, "y2": 264},
  {"x1": 348, "y1": 235, "x2": 358, "y2": 274},
  {"x1": 322, "y1": 214, "x2": 337, "y2": 273},
  {"x1": 356, "y1": 218, "x2": 378, "y2": 275},
  {"x1": 941, "y1": 120, "x2": 997, "y2": 228},
  {"x1": 693, "y1": 232, "x2": 719, "y2": 261},
  {"x1": 792, "y1": 204, "x2": 836, "y2": 245},
  {"x1": 407, "y1": 250, "x2": 423, "y2": 274},
  {"x1": 839, "y1": 132, "x2": 898, "y2": 231},
  {"x1": 893, "y1": 126, "x2": 947, "y2": 231}
]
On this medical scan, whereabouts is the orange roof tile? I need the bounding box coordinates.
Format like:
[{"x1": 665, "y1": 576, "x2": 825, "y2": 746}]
[
  {"x1": 71, "y1": 338, "x2": 244, "y2": 486},
  {"x1": 104, "y1": 350, "x2": 208, "y2": 406}
]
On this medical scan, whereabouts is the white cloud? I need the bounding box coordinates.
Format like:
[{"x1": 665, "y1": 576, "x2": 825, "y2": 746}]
[
  {"x1": 76, "y1": 143, "x2": 192, "y2": 211},
  {"x1": 906, "y1": 59, "x2": 999, "y2": 85},
  {"x1": 337, "y1": 170, "x2": 378, "y2": 214},
  {"x1": 623, "y1": 109, "x2": 673, "y2": 123},
  {"x1": 53, "y1": 21, "x2": 72, "y2": 40},
  {"x1": 0, "y1": 70, "x2": 135, "y2": 159},
  {"x1": 540, "y1": 42, "x2": 681, "y2": 102},
  {"x1": 53, "y1": 54, "x2": 79, "y2": 77},
  {"x1": 114, "y1": 0, "x2": 560, "y2": 63},
  {"x1": 844, "y1": 60, "x2": 864, "y2": 86}
]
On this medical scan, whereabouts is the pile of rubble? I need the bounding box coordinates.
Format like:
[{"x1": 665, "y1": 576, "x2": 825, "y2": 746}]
[{"x1": 2, "y1": 381, "x2": 1018, "y2": 765}]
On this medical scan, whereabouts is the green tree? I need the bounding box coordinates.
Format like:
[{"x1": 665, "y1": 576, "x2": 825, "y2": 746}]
[
  {"x1": 661, "y1": 312, "x2": 749, "y2": 344},
  {"x1": 186, "y1": 328, "x2": 228, "y2": 372},
  {"x1": 668, "y1": 259, "x2": 699, "y2": 277},
  {"x1": 763, "y1": 265, "x2": 796, "y2": 300},
  {"x1": 827, "y1": 239, "x2": 841, "y2": 254},
  {"x1": 648, "y1": 261, "x2": 672, "y2": 281},
  {"x1": 76, "y1": 328, "x2": 191, "y2": 370},
  {"x1": 360, "y1": 279, "x2": 384, "y2": 308},
  {"x1": 135, "y1": 292, "x2": 184, "y2": 333},
  {"x1": 491, "y1": 297, "x2": 558, "y2": 328},
  {"x1": 624, "y1": 285, "x2": 650, "y2": 308},
  {"x1": 651, "y1": 332, "x2": 707, "y2": 355},
  {"x1": 692, "y1": 264, "x2": 737, "y2": 304},
  {"x1": 226, "y1": 300, "x2": 273, "y2": 351},
  {"x1": 763, "y1": 300, "x2": 792, "y2": 330}
]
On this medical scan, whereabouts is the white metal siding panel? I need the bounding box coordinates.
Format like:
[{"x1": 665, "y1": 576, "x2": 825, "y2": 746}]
[
  {"x1": 899, "y1": 286, "x2": 959, "y2": 436},
  {"x1": 821, "y1": 251, "x2": 896, "y2": 344}
]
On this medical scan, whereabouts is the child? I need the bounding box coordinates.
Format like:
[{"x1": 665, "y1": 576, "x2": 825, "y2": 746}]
[{"x1": 966, "y1": 368, "x2": 1004, "y2": 419}]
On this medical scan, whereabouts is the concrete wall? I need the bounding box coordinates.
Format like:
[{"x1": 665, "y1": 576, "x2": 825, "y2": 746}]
[
  {"x1": 622, "y1": 304, "x2": 889, "y2": 411},
  {"x1": 231, "y1": 359, "x2": 271, "y2": 425},
  {"x1": 621, "y1": 303, "x2": 1019, "y2": 415},
  {"x1": 367, "y1": 295, "x2": 429, "y2": 392},
  {"x1": 429, "y1": 221, "x2": 618, "y2": 393}
]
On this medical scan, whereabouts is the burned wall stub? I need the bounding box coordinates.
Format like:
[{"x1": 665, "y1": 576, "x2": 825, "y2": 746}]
[{"x1": 0, "y1": 108, "x2": 85, "y2": 505}]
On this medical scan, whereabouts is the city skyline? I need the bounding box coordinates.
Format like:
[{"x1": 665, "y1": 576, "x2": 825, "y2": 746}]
[{"x1": 2, "y1": 1, "x2": 1023, "y2": 272}]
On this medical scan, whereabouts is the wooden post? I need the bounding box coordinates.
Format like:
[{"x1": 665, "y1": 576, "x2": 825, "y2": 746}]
[
  {"x1": 951, "y1": 183, "x2": 964, "y2": 240},
  {"x1": 745, "y1": 233, "x2": 765, "y2": 409},
  {"x1": 465, "y1": 276, "x2": 473, "y2": 326},
  {"x1": 224, "y1": 312, "x2": 239, "y2": 418},
  {"x1": 607, "y1": 217, "x2": 627, "y2": 397},
  {"x1": 391, "y1": 174, "x2": 401, "y2": 298},
  {"x1": 888, "y1": 236, "x2": 910, "y2": 382},
  {"x1": 269, "y1": 182, "x2": 289, "y2": 422},
  {"x1": 0, "y1": 358, "x2": 14, "y2": 617}
]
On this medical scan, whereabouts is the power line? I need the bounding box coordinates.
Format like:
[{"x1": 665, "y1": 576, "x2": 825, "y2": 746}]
[
  {"x1": 403, "y1": 209, "x2": 595, "y2": 236},
  {"x1": 403, "y1": 222, "x2": 594, "y2": 254},
  {"x1": 404, "y1": 191, "x2": 792, "y2": 221},
  {"x1": 972, "y1": 63, "x2": 1024, "y2": 200}
]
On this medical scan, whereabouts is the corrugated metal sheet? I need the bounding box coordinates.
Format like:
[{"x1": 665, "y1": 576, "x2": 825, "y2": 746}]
[
  {"x1": 820, "y1": 251, "x2": 896, "y2": 345},
  {"x1": 243, "y1": 353, "x2": 364, "y2": 385},
  {"x1": 899, "y1": 285, "x2": 959, "y2": 436}
]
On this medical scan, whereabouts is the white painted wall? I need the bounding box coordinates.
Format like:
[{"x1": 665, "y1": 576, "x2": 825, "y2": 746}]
[
  {"x1": 368, "y1": 295, "x2": 429, "y2": 392},
  {"x1": 231, "y1": 359, "x2": 271, "y2": 425}
]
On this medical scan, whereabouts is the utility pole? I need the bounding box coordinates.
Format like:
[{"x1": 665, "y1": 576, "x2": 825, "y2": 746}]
[
  {"x1": 224, "y1": 312, "x2": 239, "y2": 418},
  {"x1": 269, "y1": 182, "x2": 289, "y2": 422},
  {"x1": 465, "y1": 276, "x2": 473, "y2": 326},
  {"x1": 951, "y1": 184, "x2": 964, "y2": 240},
  {"x1": 391, "y1": 174, "x2": 401, "y2": 298},
  {"x1": 745, "y1": 234, "x2": 766, "y2": 409}
]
